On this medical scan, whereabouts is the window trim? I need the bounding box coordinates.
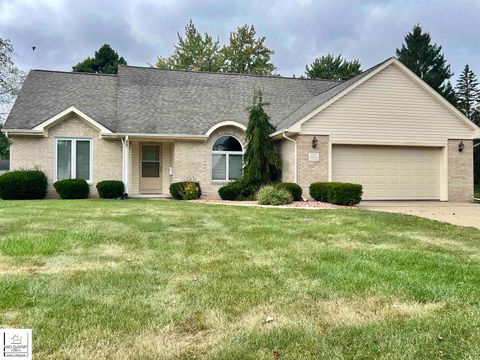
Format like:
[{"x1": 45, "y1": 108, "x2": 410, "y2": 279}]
[
  {"x1": 141, "y1": 144, "x2": 161, "y2": 178},
  {"x1": 211, "y1": 135, "x2": 243, "y2": 181},
  {"x1": 54, "y1": 137, "x2": 93, "y2": 183}
]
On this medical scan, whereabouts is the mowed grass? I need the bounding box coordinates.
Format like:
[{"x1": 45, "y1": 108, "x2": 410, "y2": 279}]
[{"x1": 1, "y1": 200, "x2": 480, "y2": 359}]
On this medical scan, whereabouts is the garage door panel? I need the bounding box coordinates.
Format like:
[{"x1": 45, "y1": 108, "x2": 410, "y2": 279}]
[{"x1": 332, "y1": 145, "x2": 441, "y2": 200}]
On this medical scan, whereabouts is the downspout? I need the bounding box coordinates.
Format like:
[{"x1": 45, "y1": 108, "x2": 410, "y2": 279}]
[
  {"x1": 282, "y1": 131, "x2": 297, "y2": 184},
  {"x1": 474, "y1": 142, "x2": 479, "y2": 202},
  {"x1": 121, "y1": 135, "x2": 129, "y2": 196}
]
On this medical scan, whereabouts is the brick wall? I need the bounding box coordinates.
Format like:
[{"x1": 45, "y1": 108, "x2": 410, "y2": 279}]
[
  {"x1": 10, "y1": 114, "x2": 122, "y2": 198},
  {"x1": 172, "y1": 126, "x2": 246, "y2": 199},
  {"x1": 296, "y1": 135, "x2": 329, "y2": 198},
  {"x1": 448, "y1": 139, "x2": 473, "y2": 202}
]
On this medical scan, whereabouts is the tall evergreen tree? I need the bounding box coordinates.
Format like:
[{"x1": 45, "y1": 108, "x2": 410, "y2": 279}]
[
  {"x1": 305, "y1": 54, "x2": 362, "y2": 80},
  {"x1": 396, "y1": 24, "x2": 456, "y2": 104},
  {"x1": 242, "y1": 90, "x2": 281, "y2": 186},
  {"x1": 455, "y1": 64, "x2": 479, "y2": 120},
  {"x1": 222, "y1": 25, "x2": 276, "y2": 75},
  {"x1": 73, "y1": 44, "x2": 127, "y2": 74},
  {"x1": 155, "y1": 20, "x2": 224, "y2": 72}
]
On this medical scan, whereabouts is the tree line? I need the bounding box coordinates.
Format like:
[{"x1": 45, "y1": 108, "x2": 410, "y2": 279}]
[
  {"x1": 72, "y1": 22, "x2": 480, "y2": 124},
  {"x1": 0, "y1": 22, "x2": 479, "y2": 162}
]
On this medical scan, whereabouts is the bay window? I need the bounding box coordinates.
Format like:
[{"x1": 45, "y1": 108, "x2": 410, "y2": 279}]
[
  {"x1": 212, "y1": 135, "x2": 243, "y2": 181},
  {"x1": 55, "y1": 138, "x2": 92, "y2": 182}
]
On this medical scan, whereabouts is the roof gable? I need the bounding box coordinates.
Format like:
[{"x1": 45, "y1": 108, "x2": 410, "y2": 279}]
[
  {"x1": 4, "y1": 70, "x2": 117, "y2": 132},
  {"x1": 300, "y1": 61, "x2": 479, "y2": 143},
  {"x1": 275, "y1": 58, "x2": 480, "y2": 136}
]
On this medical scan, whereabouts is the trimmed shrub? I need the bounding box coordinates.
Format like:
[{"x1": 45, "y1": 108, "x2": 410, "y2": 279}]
[
  {"x1": 96, "y1": 180, "x2": 125, "y2": 199},
  {"x1": 218, "y1": 180, "x2": 258, "y2": 201},
  {"x1": 257, "y1": 186, "x2": 293, "y2": 205},
  {"x1": 276, "y1": 182, "x2": 303, "y2": 201},
  {"x1": 169, "y1": 181, "x2": 201, "y2": 200},
  {"x1": 310, "y1": 182, "x2": 363, "y2": 205},
  {"x1": 0, "y1": 170, "x2": 48, "y2": 200},
  {"x1": 54, "y1": 179, "x2": 89, "y2": 199}
]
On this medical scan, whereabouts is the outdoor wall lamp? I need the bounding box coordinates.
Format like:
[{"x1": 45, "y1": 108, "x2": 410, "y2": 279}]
[
  {"x1": 458, "y1": 141, "x2": 465, "y2": 152},
  {"x1": 312, "y1": 136, "x2": 318, "y2": 149}
]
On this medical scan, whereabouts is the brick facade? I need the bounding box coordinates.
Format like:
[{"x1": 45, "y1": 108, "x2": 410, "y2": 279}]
[
  {"x1": 172, "y1": 126, "x2": 246, "y2": 199},
  {"x1": 448, "y1": 139, "x2": 474, "y2": 202},
  {"x1": 9, "y1": 114, "x2": 122, "y2": 197},
  {"x1": 296, "y1": 135, "x2": 329, "y2": 198}
]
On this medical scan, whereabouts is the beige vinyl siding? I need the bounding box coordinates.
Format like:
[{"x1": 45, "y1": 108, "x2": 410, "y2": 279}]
[
  {"x1": 129, "y1": 141, "x2": 140, "y2": 195},
  {"x1": 129, "y1": 141, "x2": 172, "y2": 196},
  {"x1": 301, "y1": 63, "x2": 473, "y2": 144}
]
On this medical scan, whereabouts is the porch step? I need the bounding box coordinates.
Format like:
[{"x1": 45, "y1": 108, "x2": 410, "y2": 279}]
[{"x1": 129, "y1": 194, "x2": 172, "y2": 199}]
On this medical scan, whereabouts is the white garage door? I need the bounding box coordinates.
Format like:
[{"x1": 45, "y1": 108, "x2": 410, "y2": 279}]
[{"x1": 332, "y1": 145, "x2": 441, "y2": 200}]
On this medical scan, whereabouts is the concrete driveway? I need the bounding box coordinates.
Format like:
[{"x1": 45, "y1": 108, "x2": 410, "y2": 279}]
[{"x1": 360, "y1": 201, "x2": 480, "y2": 229}]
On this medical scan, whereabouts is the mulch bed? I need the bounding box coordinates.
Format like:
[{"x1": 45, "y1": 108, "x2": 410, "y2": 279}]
[{"x1": 191, "y1": 199, "x2": 353, "y2": 209}]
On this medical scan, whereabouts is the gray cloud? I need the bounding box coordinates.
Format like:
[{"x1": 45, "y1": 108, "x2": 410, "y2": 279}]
[{"x1": 0, "y1": 0, "x2": 479, "y2": 81}]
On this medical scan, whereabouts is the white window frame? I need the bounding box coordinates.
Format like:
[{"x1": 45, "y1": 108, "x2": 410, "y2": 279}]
[
  {"x1": 211, "y1": 135, "x2": 243, "y2": 181},
  {"x1": 54, "y1": 137, "x2": 93, "y2": 183}
]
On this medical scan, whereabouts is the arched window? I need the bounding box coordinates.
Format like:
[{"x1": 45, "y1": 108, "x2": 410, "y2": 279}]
[{"x1": 212, "y1": 135, "x2": 243, "y2": 181}]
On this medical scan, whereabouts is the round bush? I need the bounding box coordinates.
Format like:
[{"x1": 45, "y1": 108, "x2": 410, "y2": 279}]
[
  {"x1": 0, "y1": 170, "x2": 48, "y2": 200},
  {"x1": 310, "y1": 182, "x2": 363, "y2": 205},
  {"x1": 218, "y1": 180, "x2": 258, "y2": 201},
  {"x1": 276, "y1": 182, "x2": 302, "y2": 201},
  {"x1": 96, "y1": 180, "x2": 125, "y2": 199},
  {"x1": 257, "y1": 186, "x2": 293, "y2": 205},
  {"x1": 169, "y1": 181, "x2": 201, "y2": 200},
  {"x1": 54, "y1": 179, "x2": 89, "y2": 199}
]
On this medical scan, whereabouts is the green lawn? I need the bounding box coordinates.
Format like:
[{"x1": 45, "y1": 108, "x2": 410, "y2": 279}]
[{"x1": 1, "y1": 200, "x2": 480, "y2": 359}]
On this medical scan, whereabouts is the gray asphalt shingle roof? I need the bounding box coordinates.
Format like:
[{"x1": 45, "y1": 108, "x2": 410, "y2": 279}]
[
  {"x1": 4, "y1": 61, "x2": 389, "y2": 135},
  {"x1": 116, "y1": 66, "x2": 339, "y2": 134},
  {"x1": 4, "y1": 70, "x2": 117, "y2": 131}
]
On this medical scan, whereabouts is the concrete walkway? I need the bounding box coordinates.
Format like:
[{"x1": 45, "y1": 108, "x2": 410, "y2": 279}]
[{"x1": 360, "y1": 201, "x2": 480, "y2": 229}]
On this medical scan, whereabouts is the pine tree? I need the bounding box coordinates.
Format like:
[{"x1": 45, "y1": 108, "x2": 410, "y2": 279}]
[
  {"x1": 396, "y1": 24, "x2": 456, "y2": 104},
  {"x1": 242, "y1": 90, "x2": 281, "y2": 186},
  {"x1": 305, "y1": 54, "x2": 362, "y2": 80},
  {"x1": 73, "y1": 44, "x2": 127, "y2": 74},
  {"x1": 222, "y1": 25, "x2": 276, "y2": 75},
  {"x1": 155, "y1": 20, "x2": 224, "y2": 72},
  {"x1": 456, "y1": 64, "x2": 479, "y2": 120}
]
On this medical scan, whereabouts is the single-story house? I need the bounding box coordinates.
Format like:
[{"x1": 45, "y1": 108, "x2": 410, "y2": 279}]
[{"x1": 3, "y1": 57, "x2": 480, "y2": 201}]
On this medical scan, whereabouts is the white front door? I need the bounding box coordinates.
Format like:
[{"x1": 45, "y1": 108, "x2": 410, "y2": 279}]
[{"x1": 140, "y1": 144, "x2": 162, "y2": 193}]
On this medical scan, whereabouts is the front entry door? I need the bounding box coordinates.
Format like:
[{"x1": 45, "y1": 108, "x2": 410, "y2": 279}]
[{"x1": 140, "y1": 144, "x2": 162, "y2": 193}]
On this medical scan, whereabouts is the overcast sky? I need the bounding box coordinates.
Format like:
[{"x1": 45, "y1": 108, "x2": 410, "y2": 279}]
[{"x1": 0, "y1": 0, "x2": 479, "y2": 81}]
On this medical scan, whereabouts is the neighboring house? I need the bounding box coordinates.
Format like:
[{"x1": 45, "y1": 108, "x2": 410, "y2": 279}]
[
  {"x1": 0, "y1": 159, "x2": 9, "y2": 175},
  {"x1": 2, "y1": 58, "x2": 480, "y2": 201}
]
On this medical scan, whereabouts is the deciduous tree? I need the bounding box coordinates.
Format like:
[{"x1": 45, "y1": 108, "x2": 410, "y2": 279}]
[
  {"x1": 305, "y1": 54, "x2": 361, "y2": 80},
  {"x1": 222, "y1": 25, "x2": 276, "y2": 75},
  {"x1": 155, "y1": 20, "x2": 224, "y2": 72}
]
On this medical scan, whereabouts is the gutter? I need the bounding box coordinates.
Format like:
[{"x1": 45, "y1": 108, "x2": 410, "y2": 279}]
[
  {"x1": 101, "y1": 132, "x2": 208, "y2": 141},
  {"x1": 282, "y1": 131, "x2": 297, "y2": 183}
]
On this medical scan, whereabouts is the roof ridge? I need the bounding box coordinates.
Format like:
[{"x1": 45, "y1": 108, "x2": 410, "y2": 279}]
[
  {"x1": 118, "y1": 64, "x2": 343, "y2": 83},
  {"x1": 30, "y1": 69, "x2": 117, "y2": 77}
]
